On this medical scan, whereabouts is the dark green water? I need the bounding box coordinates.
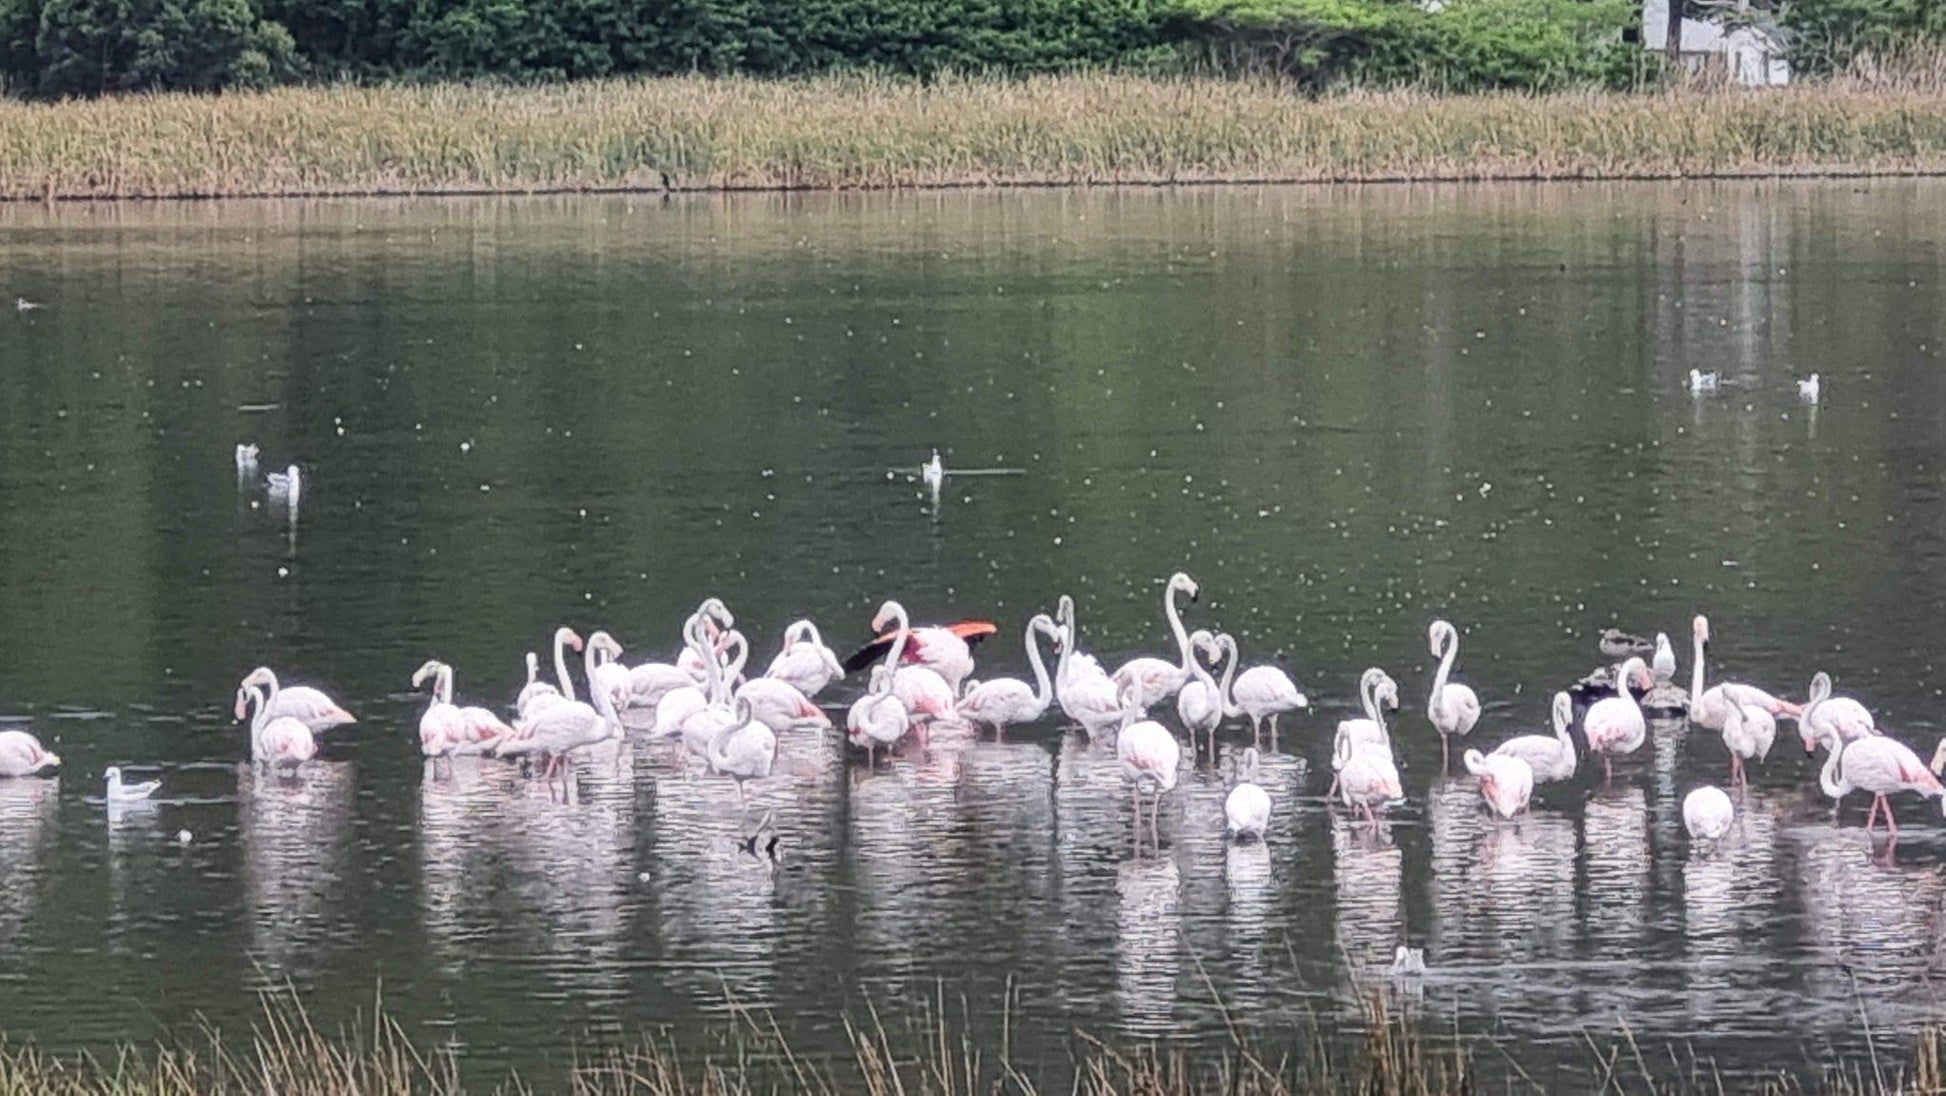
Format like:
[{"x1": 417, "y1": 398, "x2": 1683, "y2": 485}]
[{"x1": 2, "y1": 182, "x2": 1946, "y2": 1086}]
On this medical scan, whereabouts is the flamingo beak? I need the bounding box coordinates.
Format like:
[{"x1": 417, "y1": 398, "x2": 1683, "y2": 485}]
[
  {"x1": 1294, "y1": 693, "x2": 1310, "y2": 708},
  {"x1": 44, "y1": 753, "x2": 61, "y2": 768},
  {"x1": 233, "y1": 697, "x2": 247, "y2": 720}
]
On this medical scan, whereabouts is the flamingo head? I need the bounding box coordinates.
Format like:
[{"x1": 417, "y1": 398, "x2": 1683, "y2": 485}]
[
  {"x1": 232, "y1": 687, "x2": 251, "y2": 721},
  {"x1": 870, "y1": 601, "x2": 903, "y2": 633},
  {"x1": 1932, "y1": 740, "x2": 1946, "y2": 777},
  {"x1": 1170, "y1": 572, "x2": 1200, "y2": 602},
  {"x1": 698, "y1": 597, "x2": 734, "y2": 630},
  {"x1": 1188, "y1": 629, "x2": 1218, "y2": 664},
  {"x1": 1693, "y1": 615, "x2": 1710, "y2": 644},
  {"x1": 1427, "y1": 620, "x2": 1453, "y2": 657},
  {"x1": 555, "y1": 626, "x2": 584, "y2": 653},
  {"x1": 411, "y1": 660, "x2": 443, "y2": 689},
  {"x1": 1377, "y1": 675, "x2": 1400, "y2": 711},
  {"x1": 1618, "y1": 658, "x2": 1652, "y2": 692}
]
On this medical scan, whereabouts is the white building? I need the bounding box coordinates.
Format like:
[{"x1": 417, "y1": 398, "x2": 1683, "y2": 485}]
[{"x1": 1641, "y1": 0, "x2": 1791, "y2": 86}]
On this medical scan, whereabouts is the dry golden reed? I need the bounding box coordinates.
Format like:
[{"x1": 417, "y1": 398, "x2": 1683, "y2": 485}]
[{"x1": 5, "y1": 69, "x2": 1946, "y2": 199}]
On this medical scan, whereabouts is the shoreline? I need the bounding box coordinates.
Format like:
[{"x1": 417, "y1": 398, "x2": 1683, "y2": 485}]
[{"x1": 5, "y1": 75, "x2": 1946, "y2": 201}]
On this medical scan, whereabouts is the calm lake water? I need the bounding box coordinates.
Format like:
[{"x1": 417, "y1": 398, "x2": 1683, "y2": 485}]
[{"x1": 3, "y1": 181, "x2": 1946, "y2": 1088}]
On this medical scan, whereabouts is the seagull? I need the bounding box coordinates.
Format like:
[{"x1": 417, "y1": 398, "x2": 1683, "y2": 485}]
[
  {"x1": 15, "y1": 297, "x2": 43, "y2": 311},
  {"x1": 104, "y1": 766, "x2": 162, "y2": 803},
  {"x1": 922, "y1": 449, "x2": 944, "y2": 496},
  {"x1": 1688, "y1": 369, "x2": 1719, "y2": 393},
  {"x1": 1798, "y1": 373, "x2": 1821, "y2": 402},
  {"x1": 235, "y1": 444, "x2": 260, "y2": 476},
  {"x1": 266, "y1": 465, "x2": 301, "y2": 508}
]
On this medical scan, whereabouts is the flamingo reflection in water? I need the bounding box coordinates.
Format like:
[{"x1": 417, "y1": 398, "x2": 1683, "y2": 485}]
[
  {"x1": 1793, "y1": 817, "x2": 1944, "y2": 1010},
  {"x1": 239, "y1": 761, "x2": 353, "y2": 976},
  {"x1": 1682, "y1": 790, "x2": 1781, "y2": 1005},
  {"x1": 0, "y1": 778, "x2": 56, "y2": 942},
  {"x1": 1331, "y1": 814, "x2": 1403, "y2": 975},
  {"x1": 1115, "y1": 856, "x2": 1182, "y2": 1036},
  {"x1": 1583, "y1": 786, "x2": 1652, "y2": 955},
  {"x1": 497, "y1": 752, "x2": 636, "y2": 999}
]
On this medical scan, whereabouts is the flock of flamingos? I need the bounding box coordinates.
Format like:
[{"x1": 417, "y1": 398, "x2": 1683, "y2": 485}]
[{"x1": 0, "y1": 568, "x2": 1939, "y2": 853}]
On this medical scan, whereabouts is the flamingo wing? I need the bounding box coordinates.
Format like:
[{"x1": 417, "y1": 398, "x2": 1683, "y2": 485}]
[{"x1": 841, "y1": 620, "x2": 998, "y2": 673}]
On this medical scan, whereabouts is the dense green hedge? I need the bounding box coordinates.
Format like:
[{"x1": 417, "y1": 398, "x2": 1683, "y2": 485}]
[{"x1": 0, "y1": 0, "x2": 1925, "y2": 96}]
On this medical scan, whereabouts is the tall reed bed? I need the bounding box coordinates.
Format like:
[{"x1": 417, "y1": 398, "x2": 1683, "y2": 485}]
[
  {"x1": 0, "y1": 986, "x2": 1941, "y2": 1095},
  {"x1": 6, "y1": 66, "x2": 1946, "y2": 199}
]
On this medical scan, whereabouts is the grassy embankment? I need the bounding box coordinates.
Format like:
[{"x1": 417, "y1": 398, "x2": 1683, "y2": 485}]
[
  {"x1": 0, "y1": 987, "x2": 1942, "y2": 1095},
  {"x1": 6, "y1": 69, "x2": 1946, "y2": 199}
]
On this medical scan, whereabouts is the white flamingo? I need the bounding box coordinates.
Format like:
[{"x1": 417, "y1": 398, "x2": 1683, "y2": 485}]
[
  {"x1": 412, "y1": 660, "x2": 511, "y2": 759},
  {"x1": 1490, "y1": 691, "x2": 1577, "y2": 785},
  {"x1": 680, "y1": 632, "x2": 751, "y2": 765},
  {"x1": 1224, "y1": 747, "x2": 1271, "y2": 842},
  {"x1": 1219, "y1": 634, "x2": 1307, "y2": 752},
  {"x1": 864, "y1": 599, "x2": 978, "y2": 692},
  {"x1": 1175, "y1": 630, "x2": 1227, "y2": 761},
  {"x1": 1683, "y1": 786, "x2": 1735, "y2": 848},
  {"x1": 1798, "y1": 671, "x2": 1879, "y2": 753},
  {"x1": 707, "y1": 697, "x2": 777, "y2": 805},
  {"x1": 1814, "y1": 723, "x2": 1942, "y2": 838},
  {"x1": 848, "y1": 666, "x2": 909, "y2": 767},
  {"x1": 1053, "y1": 594, "x2": 1111, "y2": 713},
  {"x1": 516, "y1": 651, "x2": 560, "y2": 718},
  {"x1": 1427, "y1": 620, "x2": 1481, "y2": 769},
  {"x1": 1116, "y1": 683, "x2": 1181, "y2": 852},
  {"x1": 956, "y1": 613, "x2": 1059, "y2": 734},
  {"x1": 0, "y1": 730, "x2": 60, "y2": 777},
  {"x1": 1585, "y1": 657, "x2": 1653, "y2": 783},
  {"x1": 1463, "y1": 749, "x2": 1532, "y2": 820},
  {"x1": 516, "y1": 626, "x2": 584, "y2": 719},
  {"x1": 1333, "y1": 726, "x2": 1401, "y2": 824},
  {"x1": 237, "y1": 667, "x2": 355, "y2": 733},
  {"x1": 1328, "y1": 668, "x2": 1399, "y2": 800},
  {"x1": 1112, "y1": 572, "x2": 1200, "y2": 708},
  {"x1": 764, "y1": 620, "x2": 845, "y2": 698},
  {"x1": 1688, "y1": 615, "x2": 1801, "y2": 731},
  {"x1": 493, "y1": 684, "x2": 620, "y2": 787},
  {"x1": 1054, "y1": 622, "x2": 1124, "y2": 736},
  {"x1": 734, "y1": 675, "x2": 831, "y2": 734},
  {"x1": 235, "y1": 682, "x2": 316, "y2": 768},
  {"x1": 652, "y1": 616, "x2": 718, "y2": 738},
  {"x1": 1720, "y1": 698, "x2": 1776, "y2": 789}
]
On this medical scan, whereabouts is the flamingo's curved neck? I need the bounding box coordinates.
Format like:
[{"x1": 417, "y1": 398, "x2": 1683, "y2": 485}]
[
  {"x1": 1820, "y1": 733, "x2": 1847, "y2": 798},
  {"x1": 1361, "y1": 672, "x2": 1383, "y2": 730},
  {"x1": 1216, "y1": 636, "x2": 1243, "y2": 719},
  {"x1": 553, "y1": 631, "x2": 577, "y2": 702},
  {"x1": 1554, "y1": 697, "x2": 1575, "y2": 760},
  {"x1": 1430, "y1": 629, "x2": 1456, "y2": 723},
  {"x1": 1804, "y1": 677, "x2": 1829, "y2": 729},
  {"x1": 719, "y1": 635, "x2": 749, "y2": 705},
  {"x1": 1691, "y1": 624, "x2": 1707, "y2": 701},
  {"x1": 437, "y1": 665, "x2": 455, "y2": 707},
  {"x1": 1164, "y1": 583, "x2": 1192, "y2": 675},
  {"x1": 1025, "y1": 620, "x2": 1053, "y2": 710},
  {"x1": 882, "y1": 604, "x2": 911, "y2": 677}
]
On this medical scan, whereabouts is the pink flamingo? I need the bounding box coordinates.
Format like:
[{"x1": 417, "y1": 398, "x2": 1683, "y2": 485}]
[
  {"x1": 849, "y1": 600, "x2": 984, "y2": 693},
  {"x1": 1720, "y1": 698, "x2": 1775, "y2": 789},
  {"x1": 1224, "y1": 747, "x2": 1271, "y2": 841},
  {"x1": 1221, "y1": 634, "x2": 1308, "y2": 751},
  {"x1": 638, "y1": 599, "x2": 737, "y2": 706},
  {"x1": 1112, "y1": 572, "x2": 1200, "y2": 708},
  {"x1": 1491, "y1": 691, "x2": 1577, "y2": 784},
  {"x1": 872, "y1": 602, "x2": 956, "y2": 726},
  {"x1": 652, "y1": 616, "x2": 714, "y2": 738},
  {"x1": 238, "y1": 667, "x2": 354, "y2": 733},
  {"x1": 1797, "y1": 671, "x2": 1880, "y2": 752},
  {"x1": 1683, "y1": 786, "x2": 1735, "y2": 849},
  {"x1": 1427, "y1": 620, "x2": 1481, "y2": 770},
  {"x1": 1813, "y1": 722, "x2": 1943, "y2": 838},
  {"x1": 1116, "y1": 683, "x2": 1181, "y2": 852},
  {"x1": 515, "y1": 626, "x2": 583, "y2": 720},
  {"x1": 0, "y1": 730, "x2": 60, "y2": 777},
  {"x1": 1328, "y1": 668, "x2": 1399, "y2": 800},
  {"x1": 707, "y1": 697, "x2": 777, "y2": 806},
  {"x1": 956, "y1": 613, "x2": 1058, "y2": 734},
  {"x1": 235, "y1": 682, "x2": 316, "y2": 768},
  {"x1": 1688, "y1": 615, "x2": 1802, "y2": 731},
  {"x1": 1463, "y1": 749, "x2": 1532, "y2": 819},
  {"x1": 1584, "y1": 657, "x2": 1652, "y2": 783},
  {"x1": 412, "y1": 660, "x2": 511, "y2": 759},
  {"x1": 734, "y1": 675, "x2": 832, "y2": 733},
  {"x1": 1175, "y1": 630, "x2": 1225, "y2": 761},
  {"x1": 1332, "y1": 724, "x2": 1401, "y2": 824},
  {"x1": 1053, "y1": 622, "x2": 1123, "y2": 735},
  {"x1": 1053, "y1": 594, "x2": 1110, "y2": 713},
  {"x1": 764, "y1": 620, "x2": 846, "y2": 699}
]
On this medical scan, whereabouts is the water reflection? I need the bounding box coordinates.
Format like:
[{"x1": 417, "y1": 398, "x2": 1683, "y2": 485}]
[
  {"x1": 1115, "y1": 856, "x2": 1181, "y2": 1035},
  {"x1": 239, "y1": 762, "x2": 352, "y2": 976},
  {"x1": 1332, "y1": 814, "x2": 1402, "y2": 973},
  {"x1": 0, "y1": 779, "x2": 57, "y2": 939}
]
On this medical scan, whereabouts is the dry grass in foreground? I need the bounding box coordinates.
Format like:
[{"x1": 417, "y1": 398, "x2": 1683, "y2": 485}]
[
  {"x1": 6, "y1": 68, "x2": 1946, "y2": 199},
  {"x1": 0, "y1": 987, "x2": 1943, "y2": 1095}
]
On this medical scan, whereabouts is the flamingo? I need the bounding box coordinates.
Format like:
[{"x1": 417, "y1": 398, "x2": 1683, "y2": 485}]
[
  {"x1": 413, "y1": 660, "x2": 512, "y2": 758},
  {"x1": 493, "y1": 680, "x2": 621, "y2": 787},
  {"x1": 235, "y1": 443, "x2": 260, "y2": 475},
  {"x1": 892, "y1": 664, "x2": 955, "y2": 729},
  {"x1": 1720, "y1": 698, "x2": 1775, "y2": 789},
  {"x1": 764, "y1": 620, "x2": 846, "y2": 699},
  {"x1": 848, "y1": 668, "x2": 910, "y2": 766},
  {"x1": 1175, "y1": 630, "x2": 1227, "y2": 761},
  {"x1": 266, "y1": 464, "x2": 301, "y2": 507},
  {"x1": 680, "y1": 632, "x2": 751, "y2": 765},
  {"x1": 1688, "y1": 615, "x2": 1801, "y2": 730},
  {"x1": 1798, "y1": 671, "x2": 1879, "y2": 752},
  {"x1": 1332, "y1": 723, "x2": 1401, "y2": 824},
  {"x1": 1491, "y1": 691, "x2": 1577, "y2": 785},
  {"x1": 676, "y1": 598, "x2": 738, "y2": 684},
  {"x1": 516, "y1": 651, "x2": 560, "y2": 718},
  {"x1": 1683, "y1": 786, "x2": 1735, "y2": 847},
  {"x1": 707, "y1": 697, "x2": 777, "y2": 805},
  {"x1": 956, "y1": 613, "x2": 1059, "y2": 734},
  {"x1": 1225, "y1": 635, "x2": 1308, "y2": 752},
  {"x1": 653, "y1": 616, "x2": 719, "y2": 738},
  {"x1": 1052, "y1": 594, "x2": 1110, "y2": 713},
  {"x1": 235, "y1": 682, "x2": 316, "y2": 768},
  {"x1": 1053, "y1": 622, "x2": 1124, "y2": 736},
  {"x1": 1328, "y1": 668, "x2": 1399, "y2": 799},
  {"x1": 104, "y1": 766, "x2": 161, "y2": 802},
  {"x1": 1584, "y1": 657, "x2": 1653, "y2": 783},
  {"x1": 1463, "y1": 749, "x2": 1533, "y2": 820},
  {"x1": 0, "y1": 730, "x2": 60, "y2": 777},
  {"x1": 517, "y1": 626, "x2": 584, "y2": 720},
  {"x1": 1116, "y1": 684, "x2": 1181, "y2": 852},
  {"x1": 1813, "y1": 723, "x2": 1942, "y2": 838},
  {"x1": 1427, "y1": 620, "x2": 1481, "y2": 769},
  {"x1": 842, "y1": 600, "x2": 990, "y2": 692},
  {"x1": 237, "y1": 667, "x2": 355, "y2": 733},
  {"x1": 1224, "y1": 747, "x2": 1271, "y2": 842},
  {"x1": 734, "y1": 675, "x2": 831, "y2": 734},
  {"x1": 1112, "y1": 572, "x2": 1200, "y2": 708}
]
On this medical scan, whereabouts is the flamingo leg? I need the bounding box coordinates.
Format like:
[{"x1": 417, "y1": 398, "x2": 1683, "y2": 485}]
[
  {"x1": 1148, "y1": 792, "x2": 1161, "y2": 850},
  {"x1": 1440, "y1": 733, "x2": 1450, "y2": 773},
  {"x1": 1883, "y1": 796, "x2": 1900, "y2": 840},
  {"x1": 1864, "y1": 795, "x2": 1881, "y2": 834},
  {"x1": 1250, "y1": 716, "x2": 1262, "y2": 749},
  {"x1": 1131, "y1": 787, "x2": 1143, "y2": 852},
  {"x1": 1326, "y1": 775, "x2": 1340, "y2": 801},
  {"x1": 1268, "y1": 714, "x2": 1279, "y2": 754},
  {"x1": 1603, "y1": 753, "x2": 1614, "y2": 785}
]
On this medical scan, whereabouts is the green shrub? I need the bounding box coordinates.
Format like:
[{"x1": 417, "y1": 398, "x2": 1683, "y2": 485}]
[{"x1": 3, "y1": 0, "x2": 294, "y2": 93}]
